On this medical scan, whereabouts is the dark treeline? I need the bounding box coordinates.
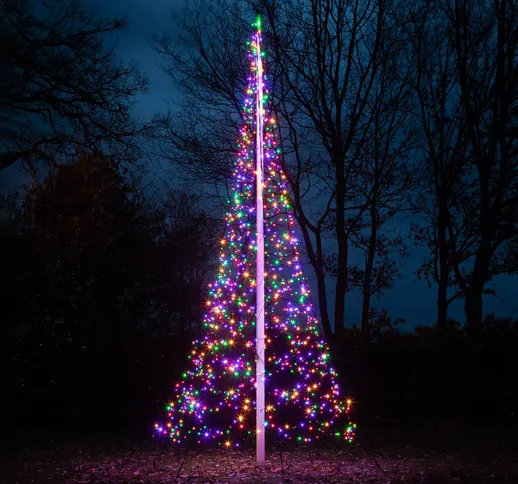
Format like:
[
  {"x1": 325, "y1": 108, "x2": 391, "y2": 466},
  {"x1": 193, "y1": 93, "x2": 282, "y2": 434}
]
[
  {"x1": 1, "y1": 162, "x2": 516, "y2": 435},
  {"x1": 0, "y1": 0, "x2": 517, "y2": 440},
  {"x1": 338, "y1": 314, "x2": 518, "y2": 423},
  {"x1": 0, "y1": 154, "x2": 219, "y2": 436}
]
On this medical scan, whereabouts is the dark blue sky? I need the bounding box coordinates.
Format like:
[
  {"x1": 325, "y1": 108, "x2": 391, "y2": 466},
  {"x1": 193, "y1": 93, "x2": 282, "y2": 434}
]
[
  {"x1": 1, "y1": 0, "x2": 516, "y2": 329},
  {"x1": 92, "y1": 0, "x2": 181, "y2": 121}
]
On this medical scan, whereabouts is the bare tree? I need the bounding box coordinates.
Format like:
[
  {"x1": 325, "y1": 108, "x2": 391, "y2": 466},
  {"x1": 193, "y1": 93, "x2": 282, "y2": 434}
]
[
  {"x1": 153, "y1": 0, "x2": 250, "y2": 187},
  {"x1": 319, "y1": 32, "x2": 416, "y2": 343},
  {"x1": 155, "y1": 0, "x2": 417, "y2": 342},
  {"x1": 262, "y1": 0, "x2": 417, "y2": 340},
  {"x1": 409, "y1": 0, "x2": 470, "y2": 338},
  {"x1": 0, "y1": 0, "x2": 154, "y2": 173},
  {"x1": 409, "y1": 0, "x2": 517, "y2": 338},
  {"x1": 448, "y1": 0, "x2": 518, "y2": 337},
  {"x1": 347, "y1": 74, "x2": 416, "y2": 343}
]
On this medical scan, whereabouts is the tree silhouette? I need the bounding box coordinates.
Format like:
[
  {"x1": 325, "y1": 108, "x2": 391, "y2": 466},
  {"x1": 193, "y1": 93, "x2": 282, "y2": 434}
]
[{"x1": 0, "y1": 0, "x2": 154, "y2": 173}]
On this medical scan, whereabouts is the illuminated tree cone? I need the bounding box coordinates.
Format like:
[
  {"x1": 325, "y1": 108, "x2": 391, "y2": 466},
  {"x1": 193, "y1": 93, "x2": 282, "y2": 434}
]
[{"x1": 155, "y1": 27, "x2": 356, "y2": 448}]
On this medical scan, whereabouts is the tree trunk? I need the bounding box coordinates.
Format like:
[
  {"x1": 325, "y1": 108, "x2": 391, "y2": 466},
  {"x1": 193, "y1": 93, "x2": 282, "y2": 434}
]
[
  {"x1": 453, "y1": 0, "x2": 497, "y2": 340},
  {"x1": 437, "y1": 277, "x2": 448, "y2": 340},
  {"x1": 436, "y1": 199, "x2": 449, "y2": 341},
  {"x1": 464, "y1": 232, "x2": 491, "y2": 340},
  {"x1": 296, "y1": 212, "x2": 333, "y2": 341},
  {"x1": 360, "y1": 205, "x2": 377, "y2": 345},
  {"x1": 464, "y1": 283, "x2": 483, "y2": 340},
  {"x1": 360, "y1": 270, "x2": 371, "y2": 345},
  {"x1": 464, "y1": 165, "x2": 492, "y2": 339},
  {"x1": 334, "y1": 152, "x2": 347, "y2": 339},
  {"x1": 315, "y1": 266, "x2": 332, "y2": 341}
]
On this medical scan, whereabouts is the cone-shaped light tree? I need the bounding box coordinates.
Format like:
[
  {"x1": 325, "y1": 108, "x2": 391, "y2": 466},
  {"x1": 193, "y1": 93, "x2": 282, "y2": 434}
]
[{"x1": 155, "y1": 18, "x2": 355, "y2": 456}]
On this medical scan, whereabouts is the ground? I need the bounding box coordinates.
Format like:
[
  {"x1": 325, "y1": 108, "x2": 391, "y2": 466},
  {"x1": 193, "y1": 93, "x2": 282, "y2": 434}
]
[{"x1": 2, "y1": 419, "x2": 517, "y2": 483}]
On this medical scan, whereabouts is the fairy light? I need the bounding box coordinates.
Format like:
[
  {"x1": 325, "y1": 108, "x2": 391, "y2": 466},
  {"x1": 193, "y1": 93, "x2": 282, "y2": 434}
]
[{"x1": 154, "y1": 17, "x2": 356, "y2": 448}]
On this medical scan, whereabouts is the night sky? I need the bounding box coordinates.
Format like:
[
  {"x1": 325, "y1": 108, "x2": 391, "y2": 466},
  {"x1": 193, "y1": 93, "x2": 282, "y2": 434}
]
[{"x1": 1, "y1": 0, "x2": 516, "y2": 329}]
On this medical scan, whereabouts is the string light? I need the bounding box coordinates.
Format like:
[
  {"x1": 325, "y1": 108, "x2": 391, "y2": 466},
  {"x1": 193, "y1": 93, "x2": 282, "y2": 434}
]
[{"x1": 155, "y1": 18, "x2": 355, "y2": 447}]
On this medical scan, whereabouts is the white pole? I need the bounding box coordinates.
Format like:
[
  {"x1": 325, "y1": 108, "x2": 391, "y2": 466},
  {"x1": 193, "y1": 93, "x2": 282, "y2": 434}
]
[{"x1": 255, "y1": 28, "x2": 265, "y2": 467}]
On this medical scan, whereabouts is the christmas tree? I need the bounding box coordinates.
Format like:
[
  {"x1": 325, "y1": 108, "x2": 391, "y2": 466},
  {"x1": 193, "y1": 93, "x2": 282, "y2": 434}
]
[{"x1": 155, "y1": 18, "x2": 355, "y2": 449}]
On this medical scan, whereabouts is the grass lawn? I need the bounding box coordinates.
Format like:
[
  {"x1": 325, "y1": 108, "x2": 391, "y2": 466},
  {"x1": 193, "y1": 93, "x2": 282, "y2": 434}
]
[{"x1": 2, "y1": 419, "x2": 517, "y2": 483}]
